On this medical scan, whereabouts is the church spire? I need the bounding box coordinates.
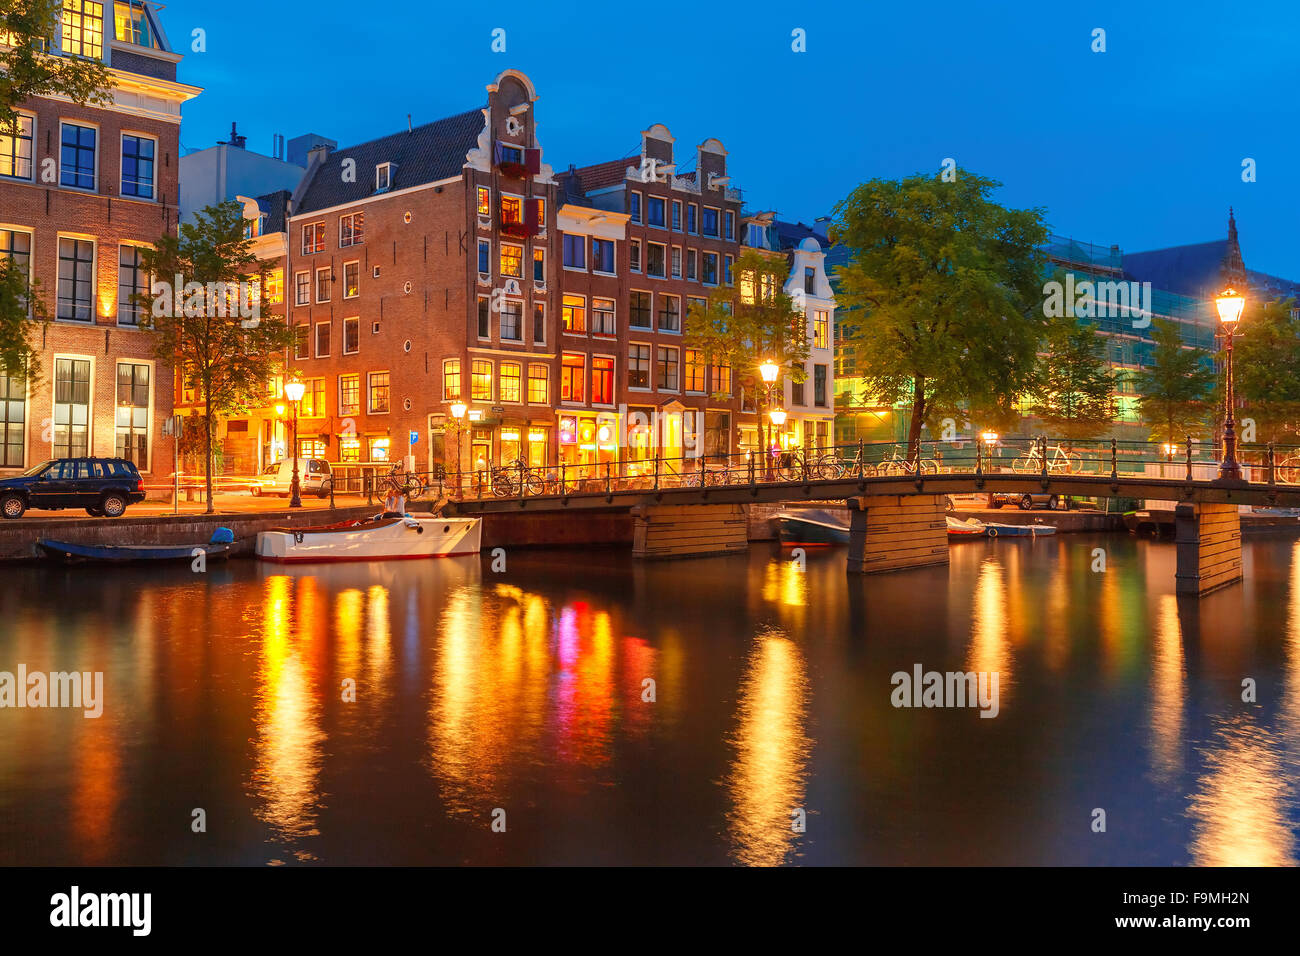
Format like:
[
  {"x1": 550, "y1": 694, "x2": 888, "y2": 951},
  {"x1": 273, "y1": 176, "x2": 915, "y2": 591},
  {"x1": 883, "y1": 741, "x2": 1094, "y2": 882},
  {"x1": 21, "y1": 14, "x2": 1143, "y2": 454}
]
[{"x1": 1221, "y1": 206, "x2": 1248, "y2": 290}]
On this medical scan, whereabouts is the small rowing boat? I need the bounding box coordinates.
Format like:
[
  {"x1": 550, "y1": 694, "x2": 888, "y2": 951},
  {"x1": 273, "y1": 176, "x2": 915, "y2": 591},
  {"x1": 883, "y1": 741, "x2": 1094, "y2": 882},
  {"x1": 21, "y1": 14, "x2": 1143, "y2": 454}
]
[
  {"x1": 983, "y1": 522, "x2": 1056, "y2": 538},
  {"x1": 946, "y1": 515, "x2": 987, "y2": 538},
  {"x1": 255, "y1": 512, "x2": 482, "y2": 563},
  {"x1": 37, "y1": 528, "x2": 236, "y2": 565}
]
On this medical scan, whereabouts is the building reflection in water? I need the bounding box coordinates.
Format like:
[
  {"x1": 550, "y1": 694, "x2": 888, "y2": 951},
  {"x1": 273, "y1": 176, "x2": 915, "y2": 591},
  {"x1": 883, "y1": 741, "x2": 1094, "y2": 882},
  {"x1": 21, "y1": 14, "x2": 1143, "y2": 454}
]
[
  {"x1": 248, "y1": 575, "x2": 325, "y2": 860},
  {"x1": 1148, "y1": 595, "x2": 1185, "y2": 785},
  {"x1": 725, "y1": 627, "x2": 811, "y2": 867}
]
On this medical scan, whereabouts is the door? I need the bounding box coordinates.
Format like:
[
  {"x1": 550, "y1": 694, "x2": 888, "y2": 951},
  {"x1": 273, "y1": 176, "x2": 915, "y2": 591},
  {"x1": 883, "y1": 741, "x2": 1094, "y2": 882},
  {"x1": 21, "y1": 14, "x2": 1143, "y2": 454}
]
[{"x1": 39, "y1": 460, "x2": 80, "y2": 507}]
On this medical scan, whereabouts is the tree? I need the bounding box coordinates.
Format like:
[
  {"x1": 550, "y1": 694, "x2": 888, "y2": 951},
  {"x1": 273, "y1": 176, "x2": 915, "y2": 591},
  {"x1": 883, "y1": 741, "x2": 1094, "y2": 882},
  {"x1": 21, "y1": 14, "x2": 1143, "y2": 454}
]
[
  {"x1": 830, "y1": 169, "x2": 1048, "y2": 459},
  {"x1": 0, "y1": 255, "x2": 51, "y2": 380},
  {"x1": 685, "y1": 249, "x2": 810, "y2": 461},
  {"x1": 138, "y1": 201, "x2": 294, "y2": 512},
  {"x1": 1029, "y1": 316, "x2": 1115, "y2": 442},
  {"x1": 1133, "y1": 318, "x2": 1215, "y2": 445},
  {"x1": 1, "y1": 1, "x2": 114, "y2": 132},
  {"x1": 1231, "y1": 296, "x2": 1300, "y2": 446}
]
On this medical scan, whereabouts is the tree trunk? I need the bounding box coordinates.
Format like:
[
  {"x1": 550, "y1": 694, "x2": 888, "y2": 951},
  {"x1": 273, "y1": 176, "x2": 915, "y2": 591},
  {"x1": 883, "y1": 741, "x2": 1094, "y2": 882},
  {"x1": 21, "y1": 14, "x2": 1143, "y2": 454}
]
[
  {"x1": 204, "y1": 395, "x2": 215, "y2": 514},
  {"x1": 907, "y1": 376, "x2": 926, "y2": 463}
]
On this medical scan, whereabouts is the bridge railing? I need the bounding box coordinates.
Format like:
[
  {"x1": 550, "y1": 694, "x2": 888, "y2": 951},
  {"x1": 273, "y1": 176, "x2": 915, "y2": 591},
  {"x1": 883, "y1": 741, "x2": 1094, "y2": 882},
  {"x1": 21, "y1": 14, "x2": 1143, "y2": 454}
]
[{"x1": 372, "y1": 437, "x2": 1300, "y2": 504}]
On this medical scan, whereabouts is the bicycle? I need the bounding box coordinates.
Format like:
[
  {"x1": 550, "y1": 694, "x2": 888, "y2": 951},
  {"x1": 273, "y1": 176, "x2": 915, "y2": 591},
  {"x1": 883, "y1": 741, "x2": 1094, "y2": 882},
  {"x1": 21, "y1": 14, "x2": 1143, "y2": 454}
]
[
  {"x1": 489, "y1": 458, "x2": 544, "y2": 497},
  {"x1": 814, "y1": 448, "x2": 877, "y2": 480},
  {"x1": 876, "y1": 444, "x2": 938, "y2": 476},
  {"x1": 1012, "y1": 441, "x2": 1080, "y2": 475},
  {"x1": 1276, "y1": 454, "x2": 1300, "y2": 484},
  {"x1": 383, "y1": 464, "x2": 428, "y2": 501}
]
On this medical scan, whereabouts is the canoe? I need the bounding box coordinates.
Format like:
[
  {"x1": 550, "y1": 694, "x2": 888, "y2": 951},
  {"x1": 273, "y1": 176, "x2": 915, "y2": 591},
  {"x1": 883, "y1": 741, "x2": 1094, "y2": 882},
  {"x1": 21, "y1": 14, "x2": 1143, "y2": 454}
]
[
  {"x1": 774, "y1": 508, "x2": 850, "y2": 546},
  {"x1": 37, "y1": 539, "x2": 234, "y2": 564},
  {"x1": 946, "y1": 515, "x2": 987, "y2": 538},
  {"x1": 255, "y1": 512, "x2": 482, "y2": 563},
  {"x1": 983, "y1": 522, "x2": 1056, "y2": 538}
]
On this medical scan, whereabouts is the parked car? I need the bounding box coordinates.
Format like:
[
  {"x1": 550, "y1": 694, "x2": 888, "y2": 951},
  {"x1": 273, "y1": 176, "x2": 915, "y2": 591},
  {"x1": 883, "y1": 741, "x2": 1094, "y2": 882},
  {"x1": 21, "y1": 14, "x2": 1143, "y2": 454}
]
[
  {"x1": 988, "y1": 491, "x2": 1061, "y2": 511},
  {"x1": 0, "y1": 458, "x2": 146, "y2": 519},
  {"x1": 251, "y1": 458, "x2": 333, "y2": 498}
]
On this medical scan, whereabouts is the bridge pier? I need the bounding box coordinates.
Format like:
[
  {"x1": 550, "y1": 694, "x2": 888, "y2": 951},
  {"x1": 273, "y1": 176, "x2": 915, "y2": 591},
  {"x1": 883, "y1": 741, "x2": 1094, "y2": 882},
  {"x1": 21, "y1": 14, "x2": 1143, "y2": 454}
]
[
  {"x1": 1175, "y1": 502, "x2": 1242, "y2": 596},
  {"x1": 846, "y1": 494, "x2": 949, "y2": 574},
  {"x1": 631, "y1": 503, "x2": 749, "y2": 559}
]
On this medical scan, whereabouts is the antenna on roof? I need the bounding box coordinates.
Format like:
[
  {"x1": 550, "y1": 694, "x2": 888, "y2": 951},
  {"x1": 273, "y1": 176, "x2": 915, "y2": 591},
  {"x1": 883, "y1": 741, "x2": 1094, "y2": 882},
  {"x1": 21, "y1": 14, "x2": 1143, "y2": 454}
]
[{"x1": 407, "y1": 114, "x2": 413, "y2": 133}]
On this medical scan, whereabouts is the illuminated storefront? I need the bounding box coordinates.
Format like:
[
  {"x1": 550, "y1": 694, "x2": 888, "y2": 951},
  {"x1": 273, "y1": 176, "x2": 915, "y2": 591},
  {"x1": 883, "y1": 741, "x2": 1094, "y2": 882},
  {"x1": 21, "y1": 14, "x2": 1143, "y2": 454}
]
[{"x1": 557, "y1": 412, "x2": 619, "y2": 477}]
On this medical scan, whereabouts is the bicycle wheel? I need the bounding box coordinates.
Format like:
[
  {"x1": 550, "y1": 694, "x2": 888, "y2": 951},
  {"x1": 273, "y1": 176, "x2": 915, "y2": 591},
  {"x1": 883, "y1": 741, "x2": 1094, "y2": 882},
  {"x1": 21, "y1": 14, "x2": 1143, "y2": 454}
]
[
  {"x1": 817, "y1": 456, "x2": 844, "y2": 480},
  {"x1": 406, "y1": 475, "x2": 428, "y2": 499},
  {"x1": 1011, "y1": 456, "x2": 1035, "y2": 475},
  {"x1": 921, "y1": 459, "x2": 939, "y2": 475},
  {"x1": 1063, "y1": 453, "x2": 1081, "y2": 474}
]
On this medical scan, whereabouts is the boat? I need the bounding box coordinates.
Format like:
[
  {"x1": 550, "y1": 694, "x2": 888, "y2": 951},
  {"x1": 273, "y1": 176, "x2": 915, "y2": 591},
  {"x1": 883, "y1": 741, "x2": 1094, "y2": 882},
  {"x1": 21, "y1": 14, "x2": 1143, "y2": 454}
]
[
  {"x1": 983, "y1": 522, "x2": 1057, "y2": 538},
  {"x1": 37, "y1": 528, "x2": 236, "y2": 565},
  {"x1": 774, "y1": 508, "x2": 850, "y2": 546},
  {"x1": 255, "y1": 512, "x2": 482, "y2": 563},
  {"x1": 946, "y1": 515, "x2": 987, "y2": 538}
]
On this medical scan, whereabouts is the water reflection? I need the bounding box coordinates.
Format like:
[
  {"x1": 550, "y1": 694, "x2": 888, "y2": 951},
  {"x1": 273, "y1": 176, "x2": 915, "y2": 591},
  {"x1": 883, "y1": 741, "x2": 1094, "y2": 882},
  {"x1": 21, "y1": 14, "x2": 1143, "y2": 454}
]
[
  {"x1": 1148, "y1": 595, "x2": 1185, "y2": 784},
  {"x1": 725, "y1": 628, "x2": 811, "y2": 866},
  {"x1": 248, "y1": 575, "x2": 325, "y2": 860}
]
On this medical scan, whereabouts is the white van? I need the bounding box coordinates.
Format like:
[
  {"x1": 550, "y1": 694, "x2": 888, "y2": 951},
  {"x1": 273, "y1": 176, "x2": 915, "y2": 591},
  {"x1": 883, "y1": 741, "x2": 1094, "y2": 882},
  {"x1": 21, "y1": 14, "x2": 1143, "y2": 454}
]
[{"x1": 252, "y1": 458, "x2": 333, "y2": 498}]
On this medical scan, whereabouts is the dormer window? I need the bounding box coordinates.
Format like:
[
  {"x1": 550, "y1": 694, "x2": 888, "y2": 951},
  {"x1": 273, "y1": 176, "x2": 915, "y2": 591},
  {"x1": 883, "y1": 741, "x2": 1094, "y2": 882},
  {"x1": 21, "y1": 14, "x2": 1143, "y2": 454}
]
[
  {"x1": 114, "y1": 1, "x2": 161, "y2": 49},
  {"x1": 375, "y1": 162, "x2": 395, "y2": 193},
  {"x1": 61, "y1": 0, "x2": 104, "y2": 59}
]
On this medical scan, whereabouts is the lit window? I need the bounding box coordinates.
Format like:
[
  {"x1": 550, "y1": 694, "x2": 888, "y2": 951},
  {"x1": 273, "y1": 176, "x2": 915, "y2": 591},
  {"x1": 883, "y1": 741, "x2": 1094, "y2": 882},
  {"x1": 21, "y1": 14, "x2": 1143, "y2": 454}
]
[
  {"x1": 561, "y1": 353, "x2": 585, "y2": 403},
  {"x1": 500, "y1": 362, "x2": 521, "y2": 403},
  {"x1": 592, "y1": 356, "x2": 614, "y2": 404},
  {"x1": 343, "y1": 261, "x2": 359, "y2": 298},
  {"x1": 500, "y1": 243, "x2": 523, "y2": 278},
  {"x1": 368, "y1": 371, "x2": 390, "y2": 413},
  {"x1": 338, "y1": 374, "x2": 360, "y2": 416},
  {"x1": 0, "y1": 114, "x2": 34, "y2": 180},
  {"x1": 339, "y1": 212, "x2": 364, "y2": 247},
  {"x1": 477, "y1": 186, "x2": 490, "y2": 217},
  {"x1": 61, "y1": 0, "x2": 104, "y2": 59},
  {"x1": 302, "y1": 222, "x2": 325, "y2": 255},
  {"x1": 471, "y1": 359, "x2": 492, "y2": 401},
  {"x1": 443, "y1": 360, "x2": 461, "y2": 401},
  {"x1": 813, "y1": 310, "x2": 829, "y2": 349},
  {"x1": 527, "y1": 364, "x2": 548, "y2": 404},
  {"x1": 113, "y1": 1, "x2": 158, "y2": 48},
  {"x1": 562, "y1": 294, "x2": 586, "y2": 333}
]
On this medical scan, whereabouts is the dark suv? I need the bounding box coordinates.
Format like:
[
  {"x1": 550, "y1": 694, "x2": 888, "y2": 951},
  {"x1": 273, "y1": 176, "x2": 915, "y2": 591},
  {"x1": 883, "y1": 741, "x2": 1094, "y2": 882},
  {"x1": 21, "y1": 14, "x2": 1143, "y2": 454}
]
[{"x1": 0, "y1": 458, "x2": 146, "y2": 519}]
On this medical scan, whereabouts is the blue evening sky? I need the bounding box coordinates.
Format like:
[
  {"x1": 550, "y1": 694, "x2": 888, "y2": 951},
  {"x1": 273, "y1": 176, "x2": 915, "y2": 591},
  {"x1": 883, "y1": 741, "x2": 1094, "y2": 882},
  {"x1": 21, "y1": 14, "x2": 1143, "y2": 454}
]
[{"x1": 163, "y1": 0, "x2": 1299, "y2": 278}]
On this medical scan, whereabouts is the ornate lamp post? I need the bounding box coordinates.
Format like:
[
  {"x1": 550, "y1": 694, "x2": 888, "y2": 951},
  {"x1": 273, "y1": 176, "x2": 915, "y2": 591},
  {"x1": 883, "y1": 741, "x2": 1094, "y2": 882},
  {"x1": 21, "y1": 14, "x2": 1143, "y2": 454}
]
[
  {"x1": 283, "y1": 380, "x2": 305, "y2": 508},
  {"x1": 449, "y1": 401, "x2": 467, "y2": 495},
  {"x1": 1215, "y1": 287, "x2": 1245, "y2": 480},
  {"x1": 759, "y1": 360, "x2": 780, "y2": 480},
  {"x1": 981, "y1": 431, "x2": 998, "y2": 471}
]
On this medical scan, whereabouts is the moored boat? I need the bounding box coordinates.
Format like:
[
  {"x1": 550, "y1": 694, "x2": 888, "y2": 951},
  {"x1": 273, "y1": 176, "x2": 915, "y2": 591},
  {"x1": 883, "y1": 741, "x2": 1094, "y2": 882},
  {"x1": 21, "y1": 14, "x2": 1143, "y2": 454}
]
[
  {"x1": 774, "y1": 508, "x2": 850, "y2": 546},
  {"x1": 983, "y1": 522, "x2": 1056, "y2": 538},
  {"x1": 37, "y1": 528, "x2": 236, "y2": 565},
  {"x1": 946, "y1": 515, "x2": 987, "y2": 538},
  {"x1": 255, "y1": 512, "x2": 481, "y2": 563}
]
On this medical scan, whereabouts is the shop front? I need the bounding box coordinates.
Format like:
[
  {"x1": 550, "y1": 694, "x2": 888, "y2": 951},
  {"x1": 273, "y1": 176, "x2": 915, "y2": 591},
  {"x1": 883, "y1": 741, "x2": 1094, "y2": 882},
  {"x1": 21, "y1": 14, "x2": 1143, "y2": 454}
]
[{"x1": 557, "y1": 411, "x2": 619, "y2": 480}]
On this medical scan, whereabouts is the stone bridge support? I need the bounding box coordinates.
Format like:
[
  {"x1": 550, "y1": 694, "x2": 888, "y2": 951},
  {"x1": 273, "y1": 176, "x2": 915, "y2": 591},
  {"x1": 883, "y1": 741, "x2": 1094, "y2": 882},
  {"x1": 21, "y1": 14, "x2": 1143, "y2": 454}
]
[
  {"x1": 632, "y1": 503, "x2": 749, "y2": 559},
  {"x1": 846, "y1": 494, "x2": 949, "y2": 574},
  {"x1": 1175, "y1": 502, "x2": 1242, "y2": 595}
]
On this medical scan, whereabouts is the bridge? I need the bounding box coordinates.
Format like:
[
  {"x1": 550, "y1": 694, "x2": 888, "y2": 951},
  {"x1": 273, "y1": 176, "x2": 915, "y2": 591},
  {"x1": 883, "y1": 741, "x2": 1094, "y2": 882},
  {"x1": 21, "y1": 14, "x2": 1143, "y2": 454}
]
[{"x1": 426, "y1": 437, "x2": 1300, "y2": 596}]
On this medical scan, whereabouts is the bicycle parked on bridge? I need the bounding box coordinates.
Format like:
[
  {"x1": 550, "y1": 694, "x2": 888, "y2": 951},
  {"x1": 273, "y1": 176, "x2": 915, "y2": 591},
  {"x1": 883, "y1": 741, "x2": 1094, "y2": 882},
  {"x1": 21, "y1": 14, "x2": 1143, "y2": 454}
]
[
  {"x1": 875, "y1": 444, "x2": 939, "y2": 477},
  {"x1": 1012, "y1": 441, "x2": 1080, "y2": 475},
  {"x1": 489, "y1": 458, "x2": 545, "y2": 497}
]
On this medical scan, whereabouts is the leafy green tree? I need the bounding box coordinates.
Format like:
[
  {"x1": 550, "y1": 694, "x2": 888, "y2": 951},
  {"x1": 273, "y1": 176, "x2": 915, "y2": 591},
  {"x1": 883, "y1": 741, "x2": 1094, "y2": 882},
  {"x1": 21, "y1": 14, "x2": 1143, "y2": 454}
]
[
  {"x1": 0, "y1": 256, "x2": 50, "y2": 380},
  {"x1": 138, "y1": 201, "x2": 293, "y2": 511},
  {"x1": 1231, "y1": 296, "x2": 1300, "y2": 446},
  {"x1": 1029, "y1": 316, "x2": 1115, "y2": 442},
  {"x1": 686, "y1": 249, "x2": 810, "y2": 458},
  {"x1": 1133, "y1": 318, "x2": 1215, "y2": 445},
  {"x1": 830, "y1": 169, "x2": 1048, "y2": 459},
  {"x1": 1, "y1": 1, "x2": 114, "y2": 131}
]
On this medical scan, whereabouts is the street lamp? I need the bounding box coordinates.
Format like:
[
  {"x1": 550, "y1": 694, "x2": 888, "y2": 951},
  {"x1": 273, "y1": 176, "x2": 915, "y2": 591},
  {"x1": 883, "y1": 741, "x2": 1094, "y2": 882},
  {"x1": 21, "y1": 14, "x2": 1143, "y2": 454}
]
[
  {"x1": 1215, "y1": 287, "x2": 1245, "y2": 480},
  {"x1": 283, "y1": 380, "x2": 305, "y2": 508},
  {"x1": 981, "y1": 431, "x2": 998, "y2": 470},
  {"x1": 758, "y1": 360, "x2": 781, "y2": 480}
]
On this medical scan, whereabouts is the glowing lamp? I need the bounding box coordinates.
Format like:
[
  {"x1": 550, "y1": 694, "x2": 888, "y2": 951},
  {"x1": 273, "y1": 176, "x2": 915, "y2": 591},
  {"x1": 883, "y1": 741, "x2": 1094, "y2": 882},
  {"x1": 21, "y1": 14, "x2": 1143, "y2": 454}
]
[
  {"x1": 759, "y1": 361, "x2": 779, "y2": 384},
  {"x1": 283, "y1": 381, "x2": 305, "y2": 403},
  {"x1": 769, "y1": 408, "x2": 787, "y2": 427},
  {"x1": 981, "y1": 431, "x2": 998, "y2": 446},
  {"x1": 1215, "y1": 287, "x2": 1245, "y2": 326}
]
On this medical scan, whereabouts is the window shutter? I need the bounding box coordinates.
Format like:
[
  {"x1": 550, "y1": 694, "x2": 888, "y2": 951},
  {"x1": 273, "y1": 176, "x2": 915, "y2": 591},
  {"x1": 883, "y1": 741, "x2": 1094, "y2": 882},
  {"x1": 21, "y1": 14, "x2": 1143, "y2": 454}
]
[
  {"x1": 524, "y1": 148, "x2": 542, "y2": 174},
  {"x1": 526, "y1": 198, "x2": 543, "y2": 235}
]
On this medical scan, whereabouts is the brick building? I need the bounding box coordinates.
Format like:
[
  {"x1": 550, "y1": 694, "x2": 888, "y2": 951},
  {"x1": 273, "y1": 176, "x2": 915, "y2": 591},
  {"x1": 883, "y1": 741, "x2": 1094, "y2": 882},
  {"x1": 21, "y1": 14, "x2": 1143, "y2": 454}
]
[
  {"x1": 561, "y1": 125, "x2": 750, "y2": 473},
  {"x1": 0, "y1": 1, "x2": 200, "y2": 480},
  {"x1": 285, "y1": 69, "x2": 560, "y2": 476}
]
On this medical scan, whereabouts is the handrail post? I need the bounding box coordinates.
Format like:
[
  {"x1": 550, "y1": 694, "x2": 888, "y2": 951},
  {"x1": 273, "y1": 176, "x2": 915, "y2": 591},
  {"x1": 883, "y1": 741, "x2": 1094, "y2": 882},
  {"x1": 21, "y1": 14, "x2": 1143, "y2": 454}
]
[
  {"x1": 560, "y1": 460, "x2": 566, "y2": 496},
  {"x1": 1268, "y1": 443, "x2": 1276, "y2": 485},
  {"x1": 653, "y1": 453, "x2": 660, "y2": 491},
  {"x1": 857, "y1": 439, "x2": 865, "y2": 479},
  {"x1": 975, "y1": 437, "x2": 982, "y2": 477},
  {"x1": 606, "y1": 461, "x2": 612, "y2": 495},
  {"x1": 748, "y1": 450, "x2": 755, "y2": 485},
  {"x1": 1040, "y1": 436, "x2": 1048, "y2": 478},
  {"x1": 1185, "y1": 435, "x2": 1193, "y2": 482},
  {"x1": 1110, "y1": 438, "x2": 1118, "y2": 480}
]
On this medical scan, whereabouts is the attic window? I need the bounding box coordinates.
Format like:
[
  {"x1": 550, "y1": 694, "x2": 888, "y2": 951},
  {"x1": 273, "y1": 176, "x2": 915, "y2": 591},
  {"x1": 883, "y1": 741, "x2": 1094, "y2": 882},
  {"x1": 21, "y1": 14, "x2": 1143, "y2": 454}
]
[
  {"x1": 375, "y1": 162, "x2": 395, "y2": 193},
  {"x1": 113, "y1": 1, "x2": 161, "y2": 50}
]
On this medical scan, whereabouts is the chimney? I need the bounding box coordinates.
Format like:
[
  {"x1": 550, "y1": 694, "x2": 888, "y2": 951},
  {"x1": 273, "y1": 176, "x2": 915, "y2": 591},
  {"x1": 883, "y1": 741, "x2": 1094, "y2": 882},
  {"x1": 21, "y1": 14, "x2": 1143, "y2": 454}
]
[{"x1": 221, "y1": 121, "x2": 246, "y2": 150}]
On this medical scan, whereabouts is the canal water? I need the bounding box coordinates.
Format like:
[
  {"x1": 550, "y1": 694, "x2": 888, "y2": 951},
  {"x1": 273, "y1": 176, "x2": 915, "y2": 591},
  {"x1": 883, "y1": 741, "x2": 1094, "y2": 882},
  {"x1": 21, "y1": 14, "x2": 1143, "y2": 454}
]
[{"x1": 1, "y1": 533, "x2": 1298, "y2": 866}]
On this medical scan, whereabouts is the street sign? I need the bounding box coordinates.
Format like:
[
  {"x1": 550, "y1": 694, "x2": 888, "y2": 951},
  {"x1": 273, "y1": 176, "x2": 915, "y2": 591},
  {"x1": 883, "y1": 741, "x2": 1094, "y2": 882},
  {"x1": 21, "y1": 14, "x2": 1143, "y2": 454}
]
[{"x1": 410, "y1": 430, "x2": 419, "y2": 446}]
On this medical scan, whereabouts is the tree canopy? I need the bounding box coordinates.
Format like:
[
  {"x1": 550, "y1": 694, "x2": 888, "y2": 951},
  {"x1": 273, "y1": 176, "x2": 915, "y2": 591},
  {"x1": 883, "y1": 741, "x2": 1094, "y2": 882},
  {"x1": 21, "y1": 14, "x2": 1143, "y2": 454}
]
[
  {"x1": 1, "y1": 1, "x2": 114, "y2": 131},
  {"x1": 829, "y1": 169, "x2": 1048, "y2": 457},
  {"x1": 1133, "y1": 318, "x2": 1215, "y2": 445},
  {"x1": 1029, "y1": 316, "x2": 1115, "y2": 441}
]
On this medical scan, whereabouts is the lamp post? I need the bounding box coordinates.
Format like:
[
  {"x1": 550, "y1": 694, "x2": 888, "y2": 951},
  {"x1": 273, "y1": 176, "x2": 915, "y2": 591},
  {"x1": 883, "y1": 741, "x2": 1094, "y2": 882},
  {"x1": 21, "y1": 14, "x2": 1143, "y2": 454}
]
[
  {"x1": 283, "y1": 380, "x2": 305, "y2": 508},
  {"x1": 1215, "y1": 287, "x2": 1245, "y2": 480},
  {"x1": 449, "y1": 401, "x2": 467, "y2": 495},
  {"x1": 981, "y1": 431, "x2": 998, "y2": 471},
  {"x1": 759, "y1": 360, "x2": 780, "y2": 480}
]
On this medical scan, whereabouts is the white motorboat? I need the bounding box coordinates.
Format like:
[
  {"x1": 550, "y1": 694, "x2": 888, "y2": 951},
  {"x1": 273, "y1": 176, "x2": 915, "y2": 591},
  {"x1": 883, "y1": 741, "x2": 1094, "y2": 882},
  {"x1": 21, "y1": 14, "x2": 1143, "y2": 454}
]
[{"x1": 255, "y1": 512, "x2": 482, "y2": 563}]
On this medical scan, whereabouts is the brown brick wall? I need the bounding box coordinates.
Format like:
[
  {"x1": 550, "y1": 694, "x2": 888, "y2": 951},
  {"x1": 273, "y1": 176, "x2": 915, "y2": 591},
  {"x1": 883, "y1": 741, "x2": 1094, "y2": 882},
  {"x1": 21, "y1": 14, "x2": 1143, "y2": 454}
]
[{"x1": 1, "y1": 95, "x2": 182, "y2": 479}]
